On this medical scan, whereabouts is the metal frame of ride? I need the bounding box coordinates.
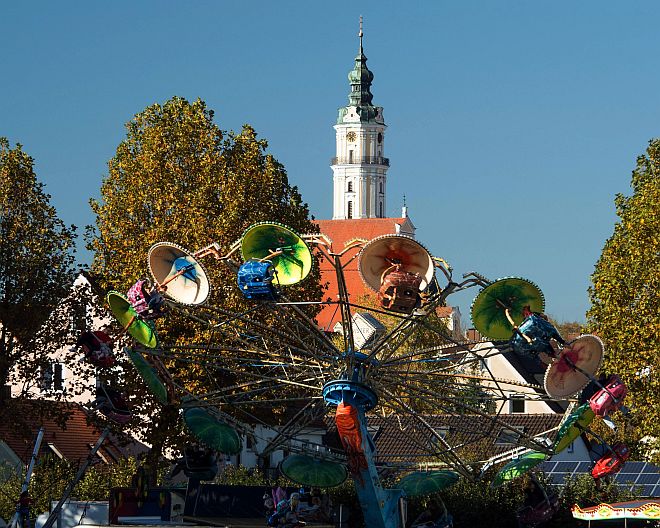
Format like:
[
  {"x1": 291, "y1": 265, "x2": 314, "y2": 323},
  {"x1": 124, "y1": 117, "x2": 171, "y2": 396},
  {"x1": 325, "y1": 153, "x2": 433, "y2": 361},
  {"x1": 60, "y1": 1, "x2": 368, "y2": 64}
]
[{"x1": 65, "y1": 221, "x2": 630, "y2": 528}]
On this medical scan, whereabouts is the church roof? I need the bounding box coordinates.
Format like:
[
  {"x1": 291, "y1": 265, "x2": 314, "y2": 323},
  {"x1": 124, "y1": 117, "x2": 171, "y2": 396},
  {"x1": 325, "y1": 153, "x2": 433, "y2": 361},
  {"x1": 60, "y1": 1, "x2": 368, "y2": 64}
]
[{"x1": 315, "y1": 217, "x2": 416, "y2": 330}]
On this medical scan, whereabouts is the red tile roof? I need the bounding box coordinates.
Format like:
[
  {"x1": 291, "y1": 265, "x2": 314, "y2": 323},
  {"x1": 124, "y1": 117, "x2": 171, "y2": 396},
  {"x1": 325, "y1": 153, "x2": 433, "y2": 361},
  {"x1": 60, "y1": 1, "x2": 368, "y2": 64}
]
[
  {"x1": 314, "y1": 218, "x2": 413, "y2": 330},
  {"x1": 0, "y1": 399, "x2": 146, "y2": 465},
  {"x1": 324, "y1": 413, "x2": 563, "y2": 468}
]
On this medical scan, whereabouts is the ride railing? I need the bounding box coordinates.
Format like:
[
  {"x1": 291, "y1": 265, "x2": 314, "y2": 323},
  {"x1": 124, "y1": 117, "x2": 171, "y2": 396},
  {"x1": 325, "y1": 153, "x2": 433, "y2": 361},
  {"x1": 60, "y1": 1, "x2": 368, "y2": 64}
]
[{"x1": 331, "y1": 156, "x2": 390, "y2": 166}]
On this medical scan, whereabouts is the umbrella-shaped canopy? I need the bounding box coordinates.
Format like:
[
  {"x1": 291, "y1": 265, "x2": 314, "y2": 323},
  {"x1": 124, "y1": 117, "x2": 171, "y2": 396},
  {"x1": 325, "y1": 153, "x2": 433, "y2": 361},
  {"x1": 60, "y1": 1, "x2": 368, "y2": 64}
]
[
  {"x1": 125, "y1": 348, "x2": 168, "y2": 404},
  {"x1": 107, "y1": 291, "x2": 158, "y2": 348},
  {"x1": 279, "y1": 454, "x2": 348, "y2": 488},
  {"x1": 545, "y1": 335, "x2": 604, "y2": 399},
  {"x1": 148, "y1": 242, "x2": 210, "y2": 305},
  {"x1": 471, "y1": 278, "x2": 545, "y2": 340},
  {"x1": 240, "y1": 222, "x2": 312, "y2": 286},
  {"x1": 491, "y1": 452, "x2": 547, "y2": 488},
  {"x1": 396, "y1": 470, "x2": 460, "y2": 497},
  {"x1": 183, "y1": 407, "x2": 242, "y2": 454},
  {"x1": 358, "y1": 234, "x2": 435, "y2": 292},
  {"x1": 554, "y1": 403, "x2": 595, "y2": 454}
]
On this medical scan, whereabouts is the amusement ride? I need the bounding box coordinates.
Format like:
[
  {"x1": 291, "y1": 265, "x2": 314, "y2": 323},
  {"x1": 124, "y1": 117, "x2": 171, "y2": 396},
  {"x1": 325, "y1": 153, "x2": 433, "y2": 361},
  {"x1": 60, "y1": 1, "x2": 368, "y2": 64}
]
[{"x1": 43, "y1": 222, "x2": 630, "y2": 528}]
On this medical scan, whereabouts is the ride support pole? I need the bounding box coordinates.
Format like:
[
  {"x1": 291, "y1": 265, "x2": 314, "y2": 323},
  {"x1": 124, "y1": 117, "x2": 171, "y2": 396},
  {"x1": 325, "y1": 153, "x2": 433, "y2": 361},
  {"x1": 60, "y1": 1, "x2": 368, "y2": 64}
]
[
  {"x1": 41, "y1": 428, "x2": 110, "y2": 528},
  {"x1": 9, "y1": 427, "x2": 44, "y2": 528}
]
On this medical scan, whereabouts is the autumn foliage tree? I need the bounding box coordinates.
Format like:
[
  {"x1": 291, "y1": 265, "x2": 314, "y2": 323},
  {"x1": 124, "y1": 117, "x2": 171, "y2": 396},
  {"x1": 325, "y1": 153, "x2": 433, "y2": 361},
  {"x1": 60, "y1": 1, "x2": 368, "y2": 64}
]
[
  {"x1": 0, "y1": 138, "x2": 78, "y2": 423},
  {"x1": 588, "y1": 138, "x2": 660, "y2": 457},
  {"x1": 88, "y1": 97, "x2": 322, "y2": 471}
]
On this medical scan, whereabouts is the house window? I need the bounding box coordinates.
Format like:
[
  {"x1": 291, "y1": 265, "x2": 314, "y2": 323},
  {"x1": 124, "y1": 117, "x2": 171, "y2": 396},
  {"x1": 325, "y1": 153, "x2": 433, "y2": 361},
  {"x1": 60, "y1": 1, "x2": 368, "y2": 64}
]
[
  {"x1": 41, "y1": 363, "x2": 65, "y2": 392},
  {"x1": 347, "y1": 181, "x2": 353, "y2": 192},
  {"x1": 347, "y1": 201, "x2": 353, "y2": 219},
  {"x1": 70, "y1": 302, "x2": 87, "y2": 334},
  {"x1": 495, "y1": 426, "x2": 525, "y2": 445},
  {"x1": 509, "y1": 395, "x2": 526, "y2": 414}
]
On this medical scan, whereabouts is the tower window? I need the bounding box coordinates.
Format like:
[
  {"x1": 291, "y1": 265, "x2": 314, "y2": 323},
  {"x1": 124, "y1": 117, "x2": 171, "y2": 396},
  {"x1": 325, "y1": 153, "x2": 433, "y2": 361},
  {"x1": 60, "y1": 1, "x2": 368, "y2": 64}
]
[
  {"x1": 379, "y1": 202, "x2": 383, "y2": 218},
  {"x1": 347, "y1": 201, "x2": 353, "y2": 219},
  {"x1": 347, "y1": 181, "x2": 353, "y2": 192},
  {"x1": 349, "y1": 150, "x2": 354, "y2": 163},
  {"x1": 379, "y1": 182, "x2": 383, "y2": 193},
  {"x1": 378, "y1": 132, "x2": 382, "y2": 144}
]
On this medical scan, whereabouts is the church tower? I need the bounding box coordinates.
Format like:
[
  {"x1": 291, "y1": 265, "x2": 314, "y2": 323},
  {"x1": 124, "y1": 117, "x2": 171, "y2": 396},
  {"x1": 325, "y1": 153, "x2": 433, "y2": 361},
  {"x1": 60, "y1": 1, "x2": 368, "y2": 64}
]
[{"x1": 331, "y1": 18, "x2": 388, "y2": 220}]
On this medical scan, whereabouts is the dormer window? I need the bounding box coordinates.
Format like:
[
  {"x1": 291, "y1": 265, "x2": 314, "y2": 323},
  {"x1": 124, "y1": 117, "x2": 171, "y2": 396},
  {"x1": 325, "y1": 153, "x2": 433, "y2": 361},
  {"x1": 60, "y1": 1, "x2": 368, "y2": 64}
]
[
  {"x1": 41, "y1": 363, "x2": 65, "y2": 392},
  {"x1": 509, "y1": 394, "x2": 526, "y2": 414},
  {"x1": 495, "y1": 426, "x2": 525, "y2": 445}
]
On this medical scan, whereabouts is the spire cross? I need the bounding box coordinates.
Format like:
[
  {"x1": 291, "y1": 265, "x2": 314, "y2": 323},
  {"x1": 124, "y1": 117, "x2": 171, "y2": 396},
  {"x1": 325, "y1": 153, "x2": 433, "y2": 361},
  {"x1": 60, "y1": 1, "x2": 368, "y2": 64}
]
[{"x1": 359, "y1": 15, "x2": 363, "y2": 52}]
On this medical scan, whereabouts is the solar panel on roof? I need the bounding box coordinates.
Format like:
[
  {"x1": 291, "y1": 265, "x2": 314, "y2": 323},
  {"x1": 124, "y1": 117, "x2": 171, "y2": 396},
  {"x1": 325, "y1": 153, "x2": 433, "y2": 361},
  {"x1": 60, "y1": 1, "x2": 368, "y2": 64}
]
[
  {"x1": 614, "y1": 473, "x2": 637, "y2": 484},
  {"x1": 554, "y1": 461, "x2": 579, "y2": 472},
  {"x1": 642, "y1": 485, "x2": 656, "y2": 497},
  {"x1": 540, "y1": 461, "x2": 557, "y2": 472},
  {"x1": 547, "y1": 473, "x2": 569, "y2": 484},
  {"x1": 576, "y1": 461, "x2": 591, "y2": 472},
  {"x1": 625, "y1": 462, "x2": 646, "y2": 472},
  {"x1": 635, "y1": 473, "x2": 660, "y2": 485}
]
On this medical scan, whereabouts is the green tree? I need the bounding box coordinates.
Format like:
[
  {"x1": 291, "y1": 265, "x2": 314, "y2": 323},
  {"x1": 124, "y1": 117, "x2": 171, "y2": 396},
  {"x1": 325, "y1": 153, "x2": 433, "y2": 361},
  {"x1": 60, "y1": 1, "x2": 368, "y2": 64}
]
[
  {"x1": 88, "y1": 97, "x2": 322, "y2": 477},
  {"x1": 588, "y1": 138, "x2": 660, "y2": 458},
  {"x1": 546, "y1": 318, "x2": 584, "y2": 341},
  {"x1": 0, "y1": 138, "x2": 78, "y2": 424},
  {"x1": 0, "y1": 456, "x2": 142, "y2": 521}
]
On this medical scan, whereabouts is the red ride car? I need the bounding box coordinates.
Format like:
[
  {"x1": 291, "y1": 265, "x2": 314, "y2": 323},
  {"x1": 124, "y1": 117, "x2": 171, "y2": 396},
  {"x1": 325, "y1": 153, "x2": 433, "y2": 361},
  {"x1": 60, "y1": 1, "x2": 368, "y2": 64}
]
[
  {"x1": 592, "y1": 443, "x2": 630, "y2": 479},
  {"x1": 589, "y1": 375, "x2": 627, "y2": 417}
]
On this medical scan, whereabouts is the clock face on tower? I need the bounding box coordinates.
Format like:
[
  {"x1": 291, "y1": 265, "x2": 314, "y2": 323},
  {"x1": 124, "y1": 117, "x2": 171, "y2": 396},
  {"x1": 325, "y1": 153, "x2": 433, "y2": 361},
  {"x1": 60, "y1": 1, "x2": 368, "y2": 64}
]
[{"x1": 346, "y1": 131, "x2": 356, "y2": 142}]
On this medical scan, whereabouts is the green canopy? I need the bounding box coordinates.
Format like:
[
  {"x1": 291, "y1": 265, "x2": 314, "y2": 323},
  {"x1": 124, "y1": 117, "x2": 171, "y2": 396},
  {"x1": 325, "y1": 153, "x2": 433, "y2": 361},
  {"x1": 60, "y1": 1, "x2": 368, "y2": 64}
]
[
  {"x1": 396, "y1": 470, "x2": 460, "y2": 497},
  {"x1": 240, "y1": 222, "x2": 312, "y2": 286},
  {"x1": 471, "y1": 277, "x2": 545, "y2": 340},
  {"x1": 491, "y1": 452, "x2": 547, "y2": 488},
  {"x1": 125, "y1": 348, "x2": 168, "y2": 404},
  {"x1": 107, "y1": 291, "x2": 158, "y2": 348},
  {"x1": 554, "y1": 403, "x2": 595, "y2": 454},
  {"x1": 183, "y1": 406, "x2": 242, "y2": 454},
  {"x1": 279, "y1": 454, "x2": 348, "y2": 488}
]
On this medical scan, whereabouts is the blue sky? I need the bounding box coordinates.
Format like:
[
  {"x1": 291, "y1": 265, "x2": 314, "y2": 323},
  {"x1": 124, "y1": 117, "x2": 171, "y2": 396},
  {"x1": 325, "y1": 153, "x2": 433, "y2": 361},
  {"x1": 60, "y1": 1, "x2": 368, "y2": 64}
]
[{"x1": 2, "y1": 2, "x2": 659, "y2": 323}]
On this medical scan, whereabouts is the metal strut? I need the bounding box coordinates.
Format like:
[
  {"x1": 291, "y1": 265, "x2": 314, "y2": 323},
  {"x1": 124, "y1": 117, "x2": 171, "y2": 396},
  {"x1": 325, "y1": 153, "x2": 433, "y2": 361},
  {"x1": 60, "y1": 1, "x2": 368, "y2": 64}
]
[
  {"x1": 42, "y1": 428, "x2": 111, "y2": 528},
  {"x1": 9, "y1": 428, "x2": 44, "y2": 528}
]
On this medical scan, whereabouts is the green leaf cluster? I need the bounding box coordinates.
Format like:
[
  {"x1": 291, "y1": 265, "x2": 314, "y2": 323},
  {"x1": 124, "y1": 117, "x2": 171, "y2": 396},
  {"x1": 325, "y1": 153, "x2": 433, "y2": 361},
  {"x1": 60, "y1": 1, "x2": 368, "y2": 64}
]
[
  {"x1": 0, "y1": 138, "x2": 78, "y2": 423},
  {"x1": 588, "y1": 138, "x2": 660, "y2": 458},
  {"x1": 0, "y1": 456, "x2": 140, "y2": 522},
  {"x1": 88, "y1": 97, "x2": 323, "y2": 471}
]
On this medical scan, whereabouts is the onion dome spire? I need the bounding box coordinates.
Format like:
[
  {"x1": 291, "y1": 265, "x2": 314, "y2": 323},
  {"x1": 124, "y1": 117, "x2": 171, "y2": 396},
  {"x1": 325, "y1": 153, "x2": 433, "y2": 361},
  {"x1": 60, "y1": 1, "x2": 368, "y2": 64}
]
[{"x1": 344, "y1": 16, "x2": 378, "y2": 122}]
